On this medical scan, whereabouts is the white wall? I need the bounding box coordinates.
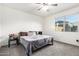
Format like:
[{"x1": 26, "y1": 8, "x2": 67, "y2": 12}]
[
  {"x1": 1, "y1": 4, "x2": 79, "y2": 47},
  {"x1": 0, "y1": 5, "x2": 43, "y2": 46},
  {"x1": 0, "y1": 5, "x2": 2, "y2": 37},
  {"x1": 43, "y1": 6, "x2": 79, "y2": 46},
  {"x1": 0, "y1": 5, "x2": 3, "y2": 47}
]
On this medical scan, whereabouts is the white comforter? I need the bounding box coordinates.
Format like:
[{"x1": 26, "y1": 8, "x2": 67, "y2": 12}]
[
  {"x1": 20, "y1": 35, "x2": 52, "y2": 41},
  {"x1": 20, "y1": 35, "x2": 53, "y2": 56}
]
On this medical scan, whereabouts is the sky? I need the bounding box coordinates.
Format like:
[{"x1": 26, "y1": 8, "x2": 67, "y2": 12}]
[{"x1": 55, "y1": 14, "x2": 79, "y2": 23}]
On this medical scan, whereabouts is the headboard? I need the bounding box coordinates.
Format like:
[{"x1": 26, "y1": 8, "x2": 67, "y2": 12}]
[
  {"x1": 18, "y1": 31, "x2": 42, "y2": 36},
  {"x1": 19, "y1": 32, "x2": 28, "y2": 36}
]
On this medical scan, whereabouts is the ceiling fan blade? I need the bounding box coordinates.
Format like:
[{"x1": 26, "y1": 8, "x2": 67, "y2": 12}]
[
  {"x1": 50, "y1": 4, "x2": 58, "y2": 6},
  {"x1": 35, "y1": 3, "x2": 41, "y2": 4},
  {"x1": 35, "y1": 3, "x2": 58, "y2": 6}
]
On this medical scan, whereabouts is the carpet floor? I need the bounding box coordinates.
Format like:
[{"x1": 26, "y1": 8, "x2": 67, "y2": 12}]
[{"x1": 0, "y1": 41, "x2": 79, "y2": 56}]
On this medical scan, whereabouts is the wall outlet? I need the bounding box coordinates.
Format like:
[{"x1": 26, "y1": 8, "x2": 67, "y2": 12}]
[{"x1": 76, "y1": 40, "x2": 79, "y2": 42}]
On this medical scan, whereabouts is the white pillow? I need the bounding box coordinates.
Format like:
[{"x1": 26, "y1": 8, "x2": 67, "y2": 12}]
[{"x1": 28, "y1": 31, "x2": 36, "y2": 36}]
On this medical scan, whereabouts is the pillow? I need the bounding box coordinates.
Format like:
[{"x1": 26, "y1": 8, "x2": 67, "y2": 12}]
[{"x1": 28, "y1": 31, "x2": 36, "y2": 36}]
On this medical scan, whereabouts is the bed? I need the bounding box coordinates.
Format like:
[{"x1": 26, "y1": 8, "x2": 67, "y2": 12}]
[{"x1": 19, "y1": 32, "x2": 53, "y2": 56}]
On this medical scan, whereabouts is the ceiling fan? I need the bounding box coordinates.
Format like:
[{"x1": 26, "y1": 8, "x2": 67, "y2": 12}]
[
  {"x1": 36, "y1": 3, "x2": 58, "y2": 6},
  {"x1": 35, "y1": 3, "x2": 58, "y2": 12}
]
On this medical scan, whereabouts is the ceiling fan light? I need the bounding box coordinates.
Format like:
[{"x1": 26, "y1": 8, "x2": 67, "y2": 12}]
[{"x1": 42, "y1": 6, "x2": 48, "y2": 11}]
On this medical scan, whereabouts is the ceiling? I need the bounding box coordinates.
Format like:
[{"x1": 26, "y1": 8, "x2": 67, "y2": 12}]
[{"x1": 1, "y1": 3, "x2": 79, "y2": 17}]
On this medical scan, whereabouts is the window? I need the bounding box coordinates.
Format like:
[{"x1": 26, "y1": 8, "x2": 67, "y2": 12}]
[
  {"x1": 55, "y1": 13, "x2": 79, "y2": 32},
  {"x1": 55, "y1": 17, "x2": 64, "y2": 32}
]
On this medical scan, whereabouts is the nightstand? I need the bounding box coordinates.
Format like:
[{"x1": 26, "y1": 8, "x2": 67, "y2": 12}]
[{"x1": 8, "y1": 34, "x2": 20, "y2": 47}]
